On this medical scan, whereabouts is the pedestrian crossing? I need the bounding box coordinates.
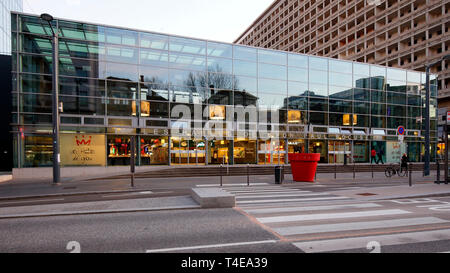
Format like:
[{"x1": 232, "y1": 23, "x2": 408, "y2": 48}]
[
  {"x1": 221, "y1": 185, "x2": 352, "y2": 207},
  {"x1": 219, "y1": 185, "x2": 450, "y2": 253}
]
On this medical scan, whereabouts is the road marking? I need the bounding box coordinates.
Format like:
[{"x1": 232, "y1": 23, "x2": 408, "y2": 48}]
[
  {"x1": 257, "y1": 209, "x2": 411, "y2": 224},
  {"x1": 102, "y1": 191, "x2": 154, "y2": 198},
  {"x1": 0, "y1": 198, "x2": 65, "y2": 205},
  {"x1": 196, "y1": 183, "x2": 269, "y2": 187},
  {"x1": 145, "y1": 240, "x2": 277, "y2": 253},
  {"x1": 243, "y1": 203, "x2": 383, "y2": 214},
  {"x1": 236, "y1": 192, "x2": 331, "y2": 199},
  {"x1": 274, "y1": 217, "x2": 448, "y2": 236},
  {"x1": 229, "y1": 190, "x2": 309, "y2": 194},
  {"x1": 293, "y1": 229, "x2": 450, "y2": 253},
  {"x1": 238, "y1": 196, "x2": 350, "y2": 205}
]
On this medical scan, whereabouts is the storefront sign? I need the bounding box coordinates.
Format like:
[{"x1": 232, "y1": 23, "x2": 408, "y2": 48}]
[
  {"x1": 61, "y1": 134, "x2": 106, "y2": 166},
  {"x1": 386, "y1": 141, "x2": 406, "y2": 163}
]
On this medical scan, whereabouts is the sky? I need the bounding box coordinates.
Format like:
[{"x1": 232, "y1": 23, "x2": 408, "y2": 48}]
[{"x1": 23, "y1": 0, "x2": 274, "y2": 43}]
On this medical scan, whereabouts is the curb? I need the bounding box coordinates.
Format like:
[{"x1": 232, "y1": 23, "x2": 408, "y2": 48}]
[
  {"x1": 0, "y1": 204, "x2": 202, "y2": 220},
  {"x1": 0, "y1": 188, "x2": 156, "y2": 202}
]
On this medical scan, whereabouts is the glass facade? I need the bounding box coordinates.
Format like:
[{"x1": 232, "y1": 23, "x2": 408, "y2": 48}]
[
  {"x1": 11, "y1": 13, "x2": 439, "y2": 168},
  {"x1": 0, "y1": 0, "x2": 22, "y2": 55}
]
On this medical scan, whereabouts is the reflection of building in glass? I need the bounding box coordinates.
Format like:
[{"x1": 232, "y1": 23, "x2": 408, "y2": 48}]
[{"x1": 10, "y1": 12, "x2": 439, "y2": 176}]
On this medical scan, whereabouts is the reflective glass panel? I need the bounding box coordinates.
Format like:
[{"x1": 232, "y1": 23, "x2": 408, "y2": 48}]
[
  {"x1": 329, "y1": 59, "x2": 352, "y2": 73},
  {"x1": 386, "y1": 79, "x2": 406, "y2": 92},
  {"x1": 288, "y1": 54, "x2": 308, "y2": 68},
  {"x1": 105, "y1": 45, "x2": 138, "y2": 64},
  {"x1": 257, "y1": 93, "x2": 286, "y2": 109},
  {"x1": 207, "y1": 57, "x2": 232, "y2": 74},
  {"x1": 20, "y1": 94, "x2": 52, "y2": 113},
  {"x1": 233, "y1": 59, "x2": 257, "y2": 77},
  {"x1": 407, "y1": 71, "x2": 421, "y2": 84},
  {"x1": 258, "y1": 49, "x2": 286, "y2": 65},
  {"x1": 21, "y1": 15, "x2": 54, "y2": 36},
  {"x1": 387, "y1": 92, "x2": 406, "y2": 105},
  {"x1": 140, "y1": 33, "x2": 169, "y2": 50},
  {"x1": 59, "y1": 21, "x2": 105, "y2": 43},
  {"x1": 309, "y1": 83, "x2": 328, "y2": 97},
  {"x1": 258, "y1": 78, "x2": 287, "y2": 94},
  {"x1": 233, "y1": 46, "x2": 257, "y2": 61},
  {"x1": 258, "y1": 63, "x2": 287, "y2": 80},
  {"x1": 371, "y1": 77, "x2": 386, "y2": 91},
  {"x1": 371, "y1": 103, "x2": 386, "y2": 116},
  {"x1": 309, "y1": 98, "x2": 328, "y2": 112},
  {"x1": 353, "y1": 88, "x2": 370, "y2": 101},
  {"x1": 309, "y1": 112, "x2": 328, "y2": 125},
  {"x1": 60, "y1": 77, "x2": 105, "y2": 97},
  {"x1": 139, "y1": 66, "x2": 169, "y2": 85},
  {"x1": 140, "y1": 49, "x2": 169, "y2": 67},
  {"x1": 287, "y1": 96, "x2": 308, "y2": 110},
  {"x1": 21, "y1": 74, "x2": 52, "y2": 94},
  {"x1": 207, "y1": 42, "x2": 232, "y2": 58},
  {"x1": 233, "y1": 76, "x2": 257, "y2": 93},
  {"x1": 288, "y1": 81, "x2": 308, "y2": 97},
  {"x1": 329, "y1": 86, "x2": 353, "y2": 100},
  {"x1": 169, "y1": 69, "x2": 207, "y2": 87},
  {"x1": 21, "y1": 54, "x2": 52, "y2": 74},
  {"x1": 329, "y1": 99, "x2": 352, "y2": 113},
  {"x1": 169, "y1": 53, "x2": 206, "y2": 71},
  {"x1": 106, "y1": 98, "x2": 135, "y2": 116},
  {"x1": 107, "y1": 80, "x2": 138, "y2": 99},
  {"x1": 353, "y1": 63, "x2": 370, "y2": 77},
  {"x1": 105, "y1": 28, "x2": 138, "y2": 46},
  {"x1": 61, "y1": 96, "x2": 106, "y2": 116},
  {"x1": 21, "y1": 34, "x2": 53, "y2": 55},
  {"x1": 309, "y1": 70, "x2": 328, "y2": 85},
  {"x1": 208, "y1": 90, "x2": 233, "y2": 105},
  {"x1": 330, "y1": 72, "x2": 353, "y2": 87},
  {"x1": 309, "y1": 56, "x2": 328, "y2": 71},
  {"x1": 234, "y1": 90, "x2": 257, "y2": 106},
  {"x1": 354, "y1": 102, "x2": 370, "y2": 114},
  {"x1": 371, "y1": 116, "x2": 386, "y2": 128},
  {"x1": 106, "y1": 62, "x2": 138, "y2": 81},
  {"x1": 288, "y1": 67, "x2": 308, "y2": 82},
  {"x1": 371, "y1": 65, "x2": 386, "y2": 78},
  {"x1": 387, "y1": 68, "x2": 407, "y2": 81},
  {"x1": 170, "y1": 86, "x2": 207, "y2": 104},
  {"x1": 354, "y1": 76, "x2": 371, "y2": 89},
  {"x1": 208, "y1": 72, "x2": 234, "y2": 90},
  {"x1": 169, "y1": 37, "x2": 206, "y2": 55},
  {"x1": 60, "y1": 58, "x2": 105, "y2": 79},
  {"x1": 387, "y1": 105, "x2": 406, "y2": 117}
]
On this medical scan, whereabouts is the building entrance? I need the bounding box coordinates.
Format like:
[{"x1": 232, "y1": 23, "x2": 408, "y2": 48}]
[{"x1": 329, "y1": 140, "x2": 352, "y2": 164}]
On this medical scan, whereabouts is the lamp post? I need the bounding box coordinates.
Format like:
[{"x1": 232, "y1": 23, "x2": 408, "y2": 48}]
[
  {"x1": 424, "y1": 54, "x2": 450, "y2": 176},
  {"x1": 40, "y1": 13, "x2": 60, "y2": 184}
]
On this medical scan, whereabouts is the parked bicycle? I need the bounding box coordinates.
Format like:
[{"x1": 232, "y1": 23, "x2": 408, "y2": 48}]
[{"x1": 385, "y1": 163, "x2": 408, "y2": 178}]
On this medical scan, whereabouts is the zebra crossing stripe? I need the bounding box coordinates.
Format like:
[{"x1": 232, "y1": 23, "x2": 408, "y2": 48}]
[
  {"x1": 236, "y1": 192, "x2": 331, "y2": 200},
  {"x1": 196, "y1": 183, "x2": 270, "y2": 187},
  {"x1": 257, "y1": 209, "x2": 411, "y2": 224},
  {"x1": 237, "y1": 196, "x2": 350, "y2": 205},
  {"x1": 274, "y1": 217, "x2": 448, "y2": 236},
  {"x1": 293, "y1": 229, "x2": 450, "y2": 253},
  {"x1": 242, "y1": 203, "x2": 383, "y2": 214}
]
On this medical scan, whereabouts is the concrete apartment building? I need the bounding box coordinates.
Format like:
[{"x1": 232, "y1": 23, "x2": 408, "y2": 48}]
[{"x1": 235, "y1": 0, "x2": 450, "y2": 107}]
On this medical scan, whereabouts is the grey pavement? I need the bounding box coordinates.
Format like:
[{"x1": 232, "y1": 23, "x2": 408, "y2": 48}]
[
  {"x1": 0, "y1": 170, "x2": 446, "y2": 200},
  {"x1": 0, "y1": 195, "x2": 200, "y2": 219}
]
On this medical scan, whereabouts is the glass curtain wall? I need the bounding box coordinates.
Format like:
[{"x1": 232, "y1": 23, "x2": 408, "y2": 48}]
[{"x1": 11, "y1": 13, "x2": 438, "y2": 168}]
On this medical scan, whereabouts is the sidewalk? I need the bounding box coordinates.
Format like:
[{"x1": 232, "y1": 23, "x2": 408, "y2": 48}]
[
  {"x1": 333, "y1": 183, "x2": 450, "y2": 201},
  {"x1": 0, "y1": 171, "x2": 447, "y2": 201}
]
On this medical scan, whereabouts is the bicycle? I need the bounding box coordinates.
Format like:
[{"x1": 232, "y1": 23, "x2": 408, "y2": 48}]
[{"x1": 385, "y1": 163, "x2": 408, "y2": 178}]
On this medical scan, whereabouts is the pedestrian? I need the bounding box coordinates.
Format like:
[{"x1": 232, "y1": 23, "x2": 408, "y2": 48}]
[
  {"x1": 371, "y1": 148, "x2": 377, "y2": 164},
  {"x1": 377, "y1": 148, "x2": 384, "y2": 165},
  {"x1": 401, "y1": 153, "x2": 409, "y2": 173}
]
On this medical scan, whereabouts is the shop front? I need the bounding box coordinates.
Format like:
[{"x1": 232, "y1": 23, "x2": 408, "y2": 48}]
[
  {"x1": 170, "y1": 137, "x2": 206, "y2": 165},
  {"x1": 258, "y1": 139, "x2": 287, "y2": 165}
]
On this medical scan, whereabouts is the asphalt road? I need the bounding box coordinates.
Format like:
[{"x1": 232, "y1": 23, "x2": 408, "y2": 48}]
[{"x1": 1, "y1": 193, "x2": 450, "y2": 253}]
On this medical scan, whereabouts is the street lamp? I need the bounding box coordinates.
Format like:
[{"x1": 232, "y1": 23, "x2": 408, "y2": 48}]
[
  {"x1": 40, "y1": 13, "x2": 60, "y2": 185},
  {"x1": 424, "y1": 54, "x2": 450, "y2": 176}
]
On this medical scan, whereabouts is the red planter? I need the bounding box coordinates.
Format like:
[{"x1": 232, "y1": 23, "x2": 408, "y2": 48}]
[{"x1": 289, "y1": 153, "x2": 321, "y2": 183}]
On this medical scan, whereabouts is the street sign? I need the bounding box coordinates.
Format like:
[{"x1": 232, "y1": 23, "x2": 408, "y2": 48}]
[
  {"x1": 398, "y1": 135, "x2": 404, "y2": 144},
  {"x1": 397, "y1": 126, "x2": 405, "y2": 136},
  {"x1": 447, "y1": 112, "x2": 450, "y2": 124}
]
